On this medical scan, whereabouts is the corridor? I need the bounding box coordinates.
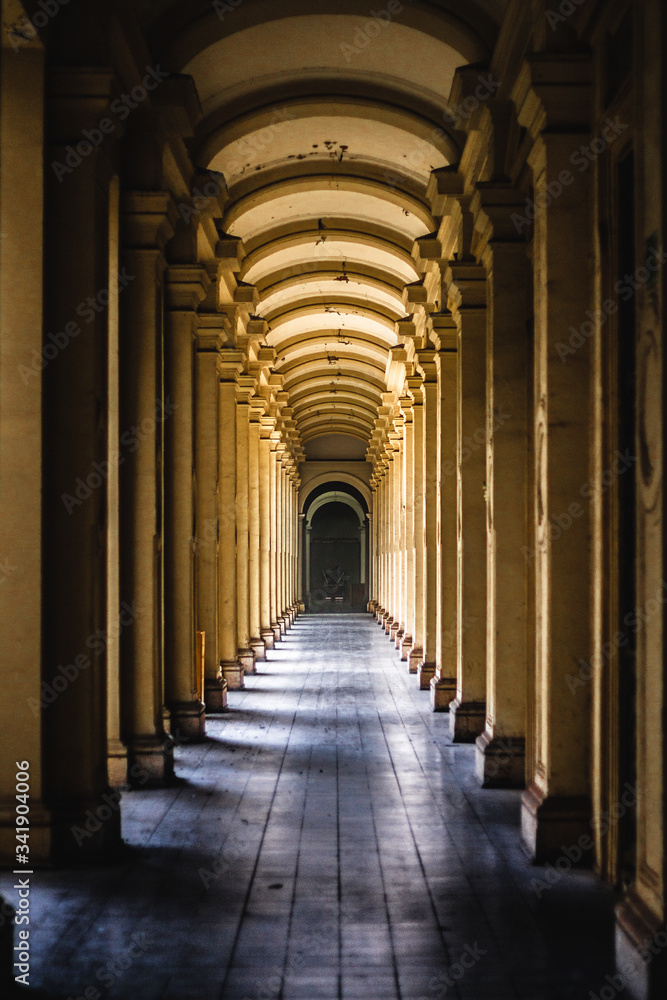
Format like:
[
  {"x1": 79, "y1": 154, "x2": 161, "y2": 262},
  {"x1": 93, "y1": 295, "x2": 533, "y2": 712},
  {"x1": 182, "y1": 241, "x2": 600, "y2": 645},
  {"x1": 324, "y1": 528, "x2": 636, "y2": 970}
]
[{"x1": 2, "y1": 616, "x2": 616, "y2": 1000}]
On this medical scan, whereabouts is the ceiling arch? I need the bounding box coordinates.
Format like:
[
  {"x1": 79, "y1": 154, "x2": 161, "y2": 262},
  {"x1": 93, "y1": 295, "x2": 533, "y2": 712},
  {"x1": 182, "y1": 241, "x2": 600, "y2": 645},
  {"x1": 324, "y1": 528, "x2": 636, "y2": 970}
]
[{"x1": 148, "y1": 0, "x2": 503, "y2": 454}]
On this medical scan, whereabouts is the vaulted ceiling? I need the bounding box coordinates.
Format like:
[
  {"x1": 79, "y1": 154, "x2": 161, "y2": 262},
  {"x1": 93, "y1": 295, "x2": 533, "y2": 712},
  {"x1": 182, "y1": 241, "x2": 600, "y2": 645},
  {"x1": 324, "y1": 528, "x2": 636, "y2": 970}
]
[{"x1": 149, "y1": 0, "x2": 506, "y2": 456}]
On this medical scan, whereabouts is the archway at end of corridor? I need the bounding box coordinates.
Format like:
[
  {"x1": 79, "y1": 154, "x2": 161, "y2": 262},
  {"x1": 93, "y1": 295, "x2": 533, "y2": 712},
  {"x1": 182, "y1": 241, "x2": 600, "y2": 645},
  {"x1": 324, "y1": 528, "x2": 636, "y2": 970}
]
[{"x1": 302, "y1": 482, "x2": 369, "y2": 614}]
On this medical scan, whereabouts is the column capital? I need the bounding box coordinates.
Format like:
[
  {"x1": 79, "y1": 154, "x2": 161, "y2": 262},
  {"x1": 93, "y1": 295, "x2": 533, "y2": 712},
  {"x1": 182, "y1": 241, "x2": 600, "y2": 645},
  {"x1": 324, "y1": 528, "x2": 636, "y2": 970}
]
[
  {"x1": 49, "y1": 67, "x2": 118, "y2": 139},
  {"x1": 430, "y1": 311, "x2": 459, "y2": 353},
  {"x1": 406, "y1": 374, "x2": 425, "y2": 405},
  {"x1": 417, "y1": 349, "x2": 438, "y2": 382},
  {"x1": 121, "y1": 191, "x2": 178, "y2": 251},
  {"x1": 165, "y1": 265, "x2": 211, "y2": 311},
  {"x1": 196, "y1": 314, "x2": 230, "y2": 351},
  {"x1": 512, "y1": 53, "x2": 593, "y2": 139},
  {"x1": 261, "y1": 415, "x2": 277, "y2": 440},
  {"x1": 471, "y1": 183, "x2": 532, "y2": 249},
  {"x1": 218, "y1": 351, "x2": 245, "y2": 381},
  {"x1": 443, "y1": 262, "x2": 487, "y2": 315},
  {"x1": 236, "y1": 374, "x2": 258, "y2": 404}
]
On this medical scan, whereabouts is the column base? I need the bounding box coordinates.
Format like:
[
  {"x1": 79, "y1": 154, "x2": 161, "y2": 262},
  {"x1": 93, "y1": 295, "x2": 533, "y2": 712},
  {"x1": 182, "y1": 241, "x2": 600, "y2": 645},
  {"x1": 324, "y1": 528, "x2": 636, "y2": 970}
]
[
  {"x1": 475, "y1": 732, "x2": 525, "y2": 788},
  {"x1": 221, "y1": 660, "x2": 245, "y2": 690},
  {"x1": 616, "y1": 890, "x2": 667, "y2": 1000},
  {"x1": 0, "y1": 801, "x2": 52, "y2": 865},
  {"x1": 449, "y1": 699, "x2": 486, "y2": 742},
  {"x1": 297, "y1": 601, "x2": 306, "y2": 613},
  {"x1": 250, "y1": 636, "x2": 267, "y2": 661},
  {"x1": 128, "y1": 736, "x2": 175, "y2": 789},
  {"x1": 261, "y1": 628, "x2": 275, "y2": 650},
  {"x1": 430, "y1": 676, "x2": 456, "y2": 712},
  {"x1": 271, "y1": 622, "x2": 282, "y2": 643},
  {"x1": 238, "y1": 648, "x2": 257, "y2": 675},
  {"x1": 408, "y1": 646, "x2": 423, "y2": 674},
  {"x1": 168, "y1": 700, "x2": 207, "y2": 742},
  {"x1": 389, "y1": 621, "x2": 400, "y2": 641},
  {"x1": 521, "y1": 783, "x2": 593, "y2": 864},
  {"x1": 107, "y1": 738, "x2": 128, "y2": 787},
  {"x1": 394, "y1": 627, "x2": 405, "y2": 650},
  {"x1": 418, "y1": 661, "x2": 436, "y2": 691},
  {"x1": 278, "y1": 616, "x2": 288, "y2": 635},
  {"x1": 399, "y1": 634, "x2": 412, "y2": 662},
  {"x1": 204, "y1": 676, "x2": 228, "y2": 713}
]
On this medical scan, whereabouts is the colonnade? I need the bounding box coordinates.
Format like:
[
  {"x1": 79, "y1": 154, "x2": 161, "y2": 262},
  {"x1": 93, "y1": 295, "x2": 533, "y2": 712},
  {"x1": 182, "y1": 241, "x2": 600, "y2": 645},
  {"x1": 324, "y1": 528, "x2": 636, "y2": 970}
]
[{"x1": 0, "y1": 54, "x2": 302, "y2": 861}]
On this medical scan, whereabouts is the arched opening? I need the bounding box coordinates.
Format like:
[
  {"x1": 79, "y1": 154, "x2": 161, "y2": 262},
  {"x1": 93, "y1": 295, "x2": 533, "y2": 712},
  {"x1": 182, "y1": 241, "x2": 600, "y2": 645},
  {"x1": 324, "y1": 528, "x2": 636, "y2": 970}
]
[{"x1": 303, "y1": 484, "x2": 369, "y2": 613}]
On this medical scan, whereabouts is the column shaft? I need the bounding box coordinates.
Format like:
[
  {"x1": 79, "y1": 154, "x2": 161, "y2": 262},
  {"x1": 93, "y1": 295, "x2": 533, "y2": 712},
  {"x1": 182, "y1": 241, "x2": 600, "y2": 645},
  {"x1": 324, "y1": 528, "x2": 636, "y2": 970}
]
[
  {"x1": 195, "y1": 324, "x2": 225, "y2": 710},
  {"x1": 164, "y1": 266, "x2": 209, "y2": 740},
  {"x1": 120, "y1": 193, "x2": 176, "y2": 788},
  {"x1": 447, "y1": 268, "x2": 488, "y2": 740},
  {"x1": 476, "y1": 238, "x2": 530, "y2": 786},
  {"x1": 431, "y1": 319, "x2": 459, "y2": 711}
]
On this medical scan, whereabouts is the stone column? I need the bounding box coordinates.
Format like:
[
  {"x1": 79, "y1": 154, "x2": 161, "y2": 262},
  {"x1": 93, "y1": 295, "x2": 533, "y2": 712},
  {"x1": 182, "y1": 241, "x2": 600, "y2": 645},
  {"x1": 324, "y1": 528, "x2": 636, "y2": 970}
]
[
  {"x1": 474, "y1": 197, "x2": 531, "y2": 787},
  {"x1": 418, "y1": 352, "x2": 439, "y2": 689},
  {"x1": 164, "y1": 265, "x2": 210, "y2": 740},
  {"x1": 0, "y1": 39, "x2": 53, "y2": 861},
  {"x1": 106, "y1": 175, "x2": 127, "y2": 787},
  {"x1": 276, "y1": 450, "x2": 287, "y2": 632},
  {"x1": 218, "y1": 359, "x2": 245, "y2": 689},
  {"x1": 408, "y1": 378, "x2": 425, "y2": 672},
  {"x1": 195, "y1": 319, "x2": 227, "y2": 710},
  {"x1": 516, "y1": 58, "x2": 595, "y2": 860},
  {"x1": 119, "y1": 191, "x2": 177, "y2": 787},
  {"x1": 446, "y1": 263, "x2": 489, "y2": 740},
  {"x1": 386, "y1": 442, "x2": 399, "y2": 636},
  {"x1": 259, "y1": 419, "x2": 275, "y2": 648},
  {"x1": 366, "y1": 511, "x2": 373, "y2": 611},
  {"x1": 298, "y1": 513, "x2": 306, "y2": 610},
  {"x1": 392, "y1": 429, "x2": 404, "y2": 646},
  {"x1": 248, "y1": 400, "x2": 266, "y2": 660},
  {"x1": 431, "y1": 315, "x2": 459, "y2": 711},
  {"x1": 236, "y1": 377, "x2": 256, "y2": 674},
  {"x1": 401, "y1": 397, "x2": 415, "y2": 661},
  {"x1": 360, "y1": 523, "x2": 367, "y2": 586},
  {"x1": 379, "y1": 462, "x2": 390, "y2": 625},
  {"x1": 269, "y1": 438, "x2": 281, "y2": 641}
]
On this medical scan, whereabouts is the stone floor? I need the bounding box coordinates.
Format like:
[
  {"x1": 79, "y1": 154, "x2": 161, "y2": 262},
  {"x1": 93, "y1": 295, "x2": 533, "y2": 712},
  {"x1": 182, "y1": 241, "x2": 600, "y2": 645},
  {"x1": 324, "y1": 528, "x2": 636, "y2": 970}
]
[{"x1": 3, "y1": 614, "x2": 618, "y2": 1000}]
